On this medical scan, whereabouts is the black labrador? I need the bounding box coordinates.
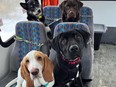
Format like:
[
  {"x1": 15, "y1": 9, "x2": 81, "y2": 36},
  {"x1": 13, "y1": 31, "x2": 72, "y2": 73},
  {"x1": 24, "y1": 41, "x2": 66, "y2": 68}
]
[
  {"x1": 51, "y1": 29, "x2": 90, "y2": 87},
  {"x1": 60, "y1": 0, "x2": 83, "y2": 22}
]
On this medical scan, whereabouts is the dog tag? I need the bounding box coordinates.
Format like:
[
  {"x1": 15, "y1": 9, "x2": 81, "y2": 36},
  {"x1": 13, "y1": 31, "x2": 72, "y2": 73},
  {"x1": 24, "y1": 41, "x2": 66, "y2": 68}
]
[{"x1": 0, "y1": 18, "x2": 3, "y2": 26}]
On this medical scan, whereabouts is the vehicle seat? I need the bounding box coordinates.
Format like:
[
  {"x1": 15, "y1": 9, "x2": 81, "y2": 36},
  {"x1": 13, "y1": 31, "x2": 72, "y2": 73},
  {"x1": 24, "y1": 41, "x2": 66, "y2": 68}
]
[
  {"x1": 5, "y1": 21, "x2": 50, "y2": 87},
  {"x1": 49, "y1": 7, "x2": 94, "y2": 87},
  {"x1": 43, "y1": 6, "x2": 62, "y2": 25},
  {"x1": 49, "y1": 22, "x2": 93, "y2": 87},
  {"x1": 44, "y1": 6, "x2": 94, "y2": 43}
]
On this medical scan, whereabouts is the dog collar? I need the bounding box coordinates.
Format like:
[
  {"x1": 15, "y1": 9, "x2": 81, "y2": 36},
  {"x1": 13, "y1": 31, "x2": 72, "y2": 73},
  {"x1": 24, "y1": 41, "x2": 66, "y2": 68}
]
[
  {"x1": 38, "y1": 15, "x2": 42, "y2": 19},
  {"x1": 36, "y1": 82, "x2": 49, "y2": 87},
  {"x1": 60, "y1": 51, "x2": 81, "y2": 65},
  {"x1": 62, "y1": 57, "x2": 81, "y2": 65}
]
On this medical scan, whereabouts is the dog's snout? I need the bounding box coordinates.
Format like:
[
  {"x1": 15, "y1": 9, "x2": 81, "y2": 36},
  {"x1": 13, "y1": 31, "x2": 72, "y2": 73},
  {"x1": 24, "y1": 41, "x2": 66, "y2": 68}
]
[
  {"x1": 69, "y1": 10, "x2": 74, "y2": 14},
  {"x1": 68, "y1": 10, "x2": 75, "y2": 18},
  {"x1": 38, "y1": 9, "x2": 41, "y2": 13},
  {"x1": 31, "y1": 68, "x2": 39, "y2": 76},
  {"x1": 69, "y1": 45, "x2": 79, "y2": 52}
]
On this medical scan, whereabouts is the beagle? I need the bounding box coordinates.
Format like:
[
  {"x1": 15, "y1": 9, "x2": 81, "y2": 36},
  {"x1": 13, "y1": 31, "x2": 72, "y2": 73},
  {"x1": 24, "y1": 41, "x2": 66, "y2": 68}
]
[{"x1": 16, "y1": 50, "x2": 54, "y2": 87}]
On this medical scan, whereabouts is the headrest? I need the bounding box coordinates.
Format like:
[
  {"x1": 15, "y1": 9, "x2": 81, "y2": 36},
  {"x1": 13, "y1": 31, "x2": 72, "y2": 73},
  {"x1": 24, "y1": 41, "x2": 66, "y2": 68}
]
[{"x1": 53, "y1": 22, "x2": 90, "y2": 38}]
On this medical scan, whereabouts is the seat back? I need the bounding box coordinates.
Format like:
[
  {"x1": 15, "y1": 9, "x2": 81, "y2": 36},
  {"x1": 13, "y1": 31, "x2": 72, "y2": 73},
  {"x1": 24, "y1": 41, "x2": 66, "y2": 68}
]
[
  {"x1": 48, "y1": 7, "x2": 94, "y2": 41},
  {"x1": 43, "y1": 6, "x2": 62, "y2": 25},
  {"x1": 80, "y1": 7, "x2": 94, "y2": 47},
  {"x1": 10, "y1": 21, "x2": 49, "y2": 72},
  {"x1": 53, "y1": 23, "x2": 90, "y2": 38}
]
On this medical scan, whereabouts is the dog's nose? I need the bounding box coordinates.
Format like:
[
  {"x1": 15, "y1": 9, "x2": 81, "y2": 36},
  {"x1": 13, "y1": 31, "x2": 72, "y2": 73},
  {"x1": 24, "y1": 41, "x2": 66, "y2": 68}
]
[
  {"x1": 31, "y1": 68, "x2": 39, "y2": 76},
  {"x1": 69, "y1": 10, "x2": 75, "y2": 17},
  {"x1": 69, "y1": 10, "x2": 74, "y2": 14},
  {"x1": 69, "y1": 45, "x2": 79, "y2": 52},
  {"x1": 38, "y1": 9, "x2": 41, "y2": 13}
]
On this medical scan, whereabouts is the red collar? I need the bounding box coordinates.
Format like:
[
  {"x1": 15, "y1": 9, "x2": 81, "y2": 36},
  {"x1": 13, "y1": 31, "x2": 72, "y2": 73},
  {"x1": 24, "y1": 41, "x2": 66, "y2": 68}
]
[
  {"x1": 68, "y1": 58, "x2": 80, "y2": 65},
  {"x1": 61, "y1": 56, "x2": 81, "y2": 65}
]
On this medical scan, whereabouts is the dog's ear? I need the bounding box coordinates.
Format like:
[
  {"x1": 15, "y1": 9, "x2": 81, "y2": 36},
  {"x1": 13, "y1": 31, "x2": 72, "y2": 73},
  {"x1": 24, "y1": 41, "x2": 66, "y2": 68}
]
[
  {"x1": 25, "y1": 0, "x2": 28, "y2": 2},
  {"x1": 77, "y1": 30, "x2": 90, "y2": 48},
  {"x1": 42, "y1": 54, "x2": 54, "y2": 82},
  {"x1": 20, "y1": 58, "x2": 34, "y2": 87},
  {"x1": 20, "y1": 3, "x2": 28, "y2": 10},
  {"x1": 20, "y1": 59, "x2": 29, "y2": 79},
  {"x1": 76, "y1": 0, "x2": 83, "y2": 8},
  {"x1": 52, "y1": 35, "x2": 61, "y2": 52},
  {"x1": 59, "y1": 0, "x2": 67, "y2": 11},
  {"x1": 59, "y1": 0, "x2": 67, "y2": 22},
  {"x1": 79, "y1": 1, "x2": 83, "y2": 8}
]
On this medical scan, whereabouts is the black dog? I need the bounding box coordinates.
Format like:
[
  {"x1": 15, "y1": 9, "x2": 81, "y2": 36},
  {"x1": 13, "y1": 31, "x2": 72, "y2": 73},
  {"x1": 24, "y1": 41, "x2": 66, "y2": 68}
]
[
  {"x1": 20, "y1": 0, "x2": 53, "y2": 39},
  {"x1": 60, "y1": 0, "x2": 83, "y2": 22},
  {"x1": 51, "y1": 29, "x2": 90, "y2": 87},
  {"x1": 20, "y1": 0, "x2": 45, "y2": 23}
]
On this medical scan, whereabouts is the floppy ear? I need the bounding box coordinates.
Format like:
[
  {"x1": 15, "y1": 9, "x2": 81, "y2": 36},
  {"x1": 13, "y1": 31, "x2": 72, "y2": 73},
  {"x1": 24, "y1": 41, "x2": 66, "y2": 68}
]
[
  {"x1": 78, "y1": 30, "x2": 90, "y2": 48},
  {"x1": 42, "y1": 54, "x2": 54, "y2": 82},
  {"x1": 25, "y1": 0, "x2": 28, "y2": 2},
  {"x1": 52, "y1": 35, "x2": 61, "y2": 52},
  {"x1": 59, "y1": 0, "x2": 67, "y2": 11},
  {"x1": 20, "y1": 61, "x2": 29, "y2": 79},
  {"x1": 20, "y1": 59, "x2": 34, "y2": 87},
  {"x1": 76, "y1": 0, "x2": 83, "y2": 8},
  {"x1": 59, "y1": 0, "x2": 67, "y2": 21},
  {"x1": 79, "y1": 1, "x2": 83, "y2": 8},
  {"x1": 20, "y1": 3, "x2": 28, "y2": 10}
]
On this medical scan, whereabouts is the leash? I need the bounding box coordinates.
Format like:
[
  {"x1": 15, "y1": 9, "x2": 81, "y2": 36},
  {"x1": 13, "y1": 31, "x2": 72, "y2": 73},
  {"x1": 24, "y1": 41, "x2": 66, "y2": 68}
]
[
  {"x1": 45, "y1": 18, "x2": 61, "y2": 21},
  {"x1": 14, "y1": 36, "x2": 45, "y2": 50}
]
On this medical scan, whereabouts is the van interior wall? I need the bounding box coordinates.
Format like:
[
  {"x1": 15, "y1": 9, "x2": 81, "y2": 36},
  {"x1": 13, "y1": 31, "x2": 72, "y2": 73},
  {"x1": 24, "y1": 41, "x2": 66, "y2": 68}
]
[
  {"x1": 0, "y1": 0, "x2": 20, "y2": 17},
  {"x1": 0, "y1": 44, "x2": 14, "y2": 80},
  {"x1": 1, "y1": 0, "x2": 116, "y2": 27},
  {"x1": 82, "y1": 1, "x2": 116, "y2": 27}
]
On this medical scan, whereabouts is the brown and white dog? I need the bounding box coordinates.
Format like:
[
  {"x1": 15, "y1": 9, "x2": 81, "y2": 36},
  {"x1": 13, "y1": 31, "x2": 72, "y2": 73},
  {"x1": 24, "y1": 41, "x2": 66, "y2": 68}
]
[{"x1": 16, "y1": 50, "x2": 54, "y2": 87}]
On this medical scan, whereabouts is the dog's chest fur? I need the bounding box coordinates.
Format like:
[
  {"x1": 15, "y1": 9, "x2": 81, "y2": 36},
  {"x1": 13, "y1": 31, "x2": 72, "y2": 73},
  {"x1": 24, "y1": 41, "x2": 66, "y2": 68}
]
[{"x1": 53, "y1": 55, "x2": 80, "y2": 85}]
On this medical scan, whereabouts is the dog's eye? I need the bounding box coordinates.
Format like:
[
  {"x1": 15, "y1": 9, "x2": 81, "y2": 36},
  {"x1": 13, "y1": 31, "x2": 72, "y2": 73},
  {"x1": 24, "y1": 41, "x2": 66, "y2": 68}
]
[
  {"x1": 37, "y1": 56, "x2": 42, "y2": 61},
  {"x1": 74, "y1": 5, "x2": 77, "y2": 9},
  {"x1": 62, "y1": 39, "x2": 67, "y2": 44},
  {"x1": 26, "y1": 59, "x2": 29, "y2": 64},
  {"x1": 33, "y1": 3, "x2": 35, "y2": 5},
  {"x1": 75, "y1": 35, "x2": 81, "y2": 41},
  {"x1": 30, "y1": 5, "x2": 33, "y2": 8},
  {"x1": 66, "y1": 6, "x2": 70, "y2": 9}
]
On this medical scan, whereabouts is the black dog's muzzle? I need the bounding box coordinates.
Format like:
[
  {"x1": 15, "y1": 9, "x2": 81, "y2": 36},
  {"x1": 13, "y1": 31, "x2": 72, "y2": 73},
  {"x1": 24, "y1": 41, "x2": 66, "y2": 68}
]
[{"x1": 69, "y1": 45, "x2": 79, "y2": 52}]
